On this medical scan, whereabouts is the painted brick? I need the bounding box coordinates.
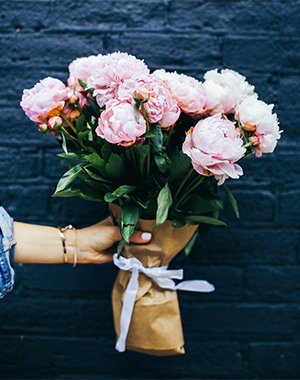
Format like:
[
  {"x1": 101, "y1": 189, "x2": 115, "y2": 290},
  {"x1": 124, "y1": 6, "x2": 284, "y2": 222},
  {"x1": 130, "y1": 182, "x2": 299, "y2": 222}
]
[
  {"x1": 5, "y1": 185, "x2": 54, "y2": 221},
  {"x1": 0, "y1": 106, "x2": 46, "y2": 143},
  {"x1": 112, "y1": 33, "x2": 222, "y2": 70},
  {"x1": 0, "y1": 147, "x2": 40, "y2": 181},
  {"x1": 224, "y1": 37, "x2": 300, "y2": 72},
  {"x1": 170, "y1": 1, "x2": 298, "y2": 36},
  {"x1": 248, "y1": 342, "x2": 300, "y2": 379},
  {"x1": 194, "y1": 228, "x2": 297, "y2": 265},
  {"x1": 0, "y1": 0, "x2": 299, "y2": 378},
  {"x1": 21, "y1": 262, "x2": 117, "y2": 296},
  {"x1": 224, "y1": 190, "x2": 275, "y2": 222},
  {"x1": 279, "y1": 190, "x2": 300, "y2": 225},
  {"x1": 179, "y1": 263, "x2": 244, "y2": 301},
  {"x1": 275, "y1": 110, "x2": 300, "y2": 142},
  {"x1": 189, "y1": 303, "x2": 300, "y2": 341},
  {"x1": 0, "y1": 34, "x2": 106, "y2": 69},
  {"x1": 245, "y1": 265, "x2": 300, "y2": 302}
]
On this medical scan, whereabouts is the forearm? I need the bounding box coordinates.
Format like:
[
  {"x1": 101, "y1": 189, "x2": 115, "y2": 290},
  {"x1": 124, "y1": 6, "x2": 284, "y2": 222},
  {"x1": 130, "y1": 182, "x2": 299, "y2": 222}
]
[{"x1": 13, "y1": 222, "x2": 76, "y2": 264}]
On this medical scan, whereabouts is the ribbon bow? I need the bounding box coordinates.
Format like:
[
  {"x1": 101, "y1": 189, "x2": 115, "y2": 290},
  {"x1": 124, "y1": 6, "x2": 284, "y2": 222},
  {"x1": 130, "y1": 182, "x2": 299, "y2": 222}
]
[{"x1": 113, "y1": 254, "x2": 215, "y2": 353}]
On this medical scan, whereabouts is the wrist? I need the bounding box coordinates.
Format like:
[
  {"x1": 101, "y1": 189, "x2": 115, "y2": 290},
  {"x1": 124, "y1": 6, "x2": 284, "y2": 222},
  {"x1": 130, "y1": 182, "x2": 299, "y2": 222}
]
[
  {"x1": 68, "y1": 228, "x2": 91, "y2": 264},
  {"x1": 59, "y1": 225, "x2": 78, "y2": 266}
]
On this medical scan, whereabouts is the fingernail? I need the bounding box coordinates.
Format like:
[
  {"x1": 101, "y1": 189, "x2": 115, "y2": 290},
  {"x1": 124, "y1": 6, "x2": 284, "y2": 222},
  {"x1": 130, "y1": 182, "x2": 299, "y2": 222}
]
[{"x1": 141, "y1": 232, "x2": 152, "y2": 240}]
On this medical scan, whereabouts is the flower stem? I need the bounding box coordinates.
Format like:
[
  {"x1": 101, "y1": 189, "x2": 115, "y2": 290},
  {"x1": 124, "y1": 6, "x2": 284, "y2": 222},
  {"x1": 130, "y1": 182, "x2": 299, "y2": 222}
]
[
  {"x1": 130, "y1": 145, "x2": 139, "y2": 175},
  {"x1": 165, "y1": 122, "x2": 176, "y2": 149},
  {"x1": 141, "y1": 103, "x2": 151, "y2": 178},
  {"x1": 237, "y1": 119, "x2": 254, "y2": 155},
  {"x1": 76, "y1": 104, "x2": 83, "y2": 114},
  {"x1": 175, "y1": 176, "x2": 205, "y2": 209},
  {"x1": 61, "y1": 127, "x2": 80, "y2": 150},
  {"x1": 173, "y1": 167, "x2": 194, "y2": 201},
  {"x1": 60, "y1": 113, "x2": 77, "y2": 134}
]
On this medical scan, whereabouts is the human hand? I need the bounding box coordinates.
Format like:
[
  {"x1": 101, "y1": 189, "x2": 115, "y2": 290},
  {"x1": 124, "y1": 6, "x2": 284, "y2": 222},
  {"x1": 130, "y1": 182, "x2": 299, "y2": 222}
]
[{"x1": 75, "y1": 216, "x2": 152, "y2": 264}]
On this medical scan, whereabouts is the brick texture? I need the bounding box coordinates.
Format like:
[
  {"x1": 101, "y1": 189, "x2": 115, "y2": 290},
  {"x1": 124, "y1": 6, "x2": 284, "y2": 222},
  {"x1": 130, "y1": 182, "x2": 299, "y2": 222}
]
[{"x1": 0, "y1": 0, "x2": 299, "y2": 378}]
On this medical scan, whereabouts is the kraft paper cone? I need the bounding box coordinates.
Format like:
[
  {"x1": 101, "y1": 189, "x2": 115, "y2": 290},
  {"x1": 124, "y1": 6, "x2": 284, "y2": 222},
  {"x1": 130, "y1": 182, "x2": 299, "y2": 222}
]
[{"x1": 110, "y1": 204, "x2": 198, "y2": 356}]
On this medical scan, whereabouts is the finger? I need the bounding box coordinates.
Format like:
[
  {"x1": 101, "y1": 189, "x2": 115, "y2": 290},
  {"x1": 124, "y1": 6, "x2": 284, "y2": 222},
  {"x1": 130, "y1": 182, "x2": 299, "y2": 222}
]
[{"x1": 129, "y1": 231, "x2": 152, "y2": 244}]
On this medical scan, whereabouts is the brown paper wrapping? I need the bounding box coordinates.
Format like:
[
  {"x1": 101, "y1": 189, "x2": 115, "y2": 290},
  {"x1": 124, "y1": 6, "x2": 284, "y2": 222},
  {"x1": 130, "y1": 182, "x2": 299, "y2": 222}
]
[{"x1": 110, "y1": 204, "x2": 198, "y2": 356}]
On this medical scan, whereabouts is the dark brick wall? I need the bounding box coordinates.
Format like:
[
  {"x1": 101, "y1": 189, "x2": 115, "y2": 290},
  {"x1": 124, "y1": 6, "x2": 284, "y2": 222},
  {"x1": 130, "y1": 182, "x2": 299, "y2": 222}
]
[{"x1": 0, "y1": 0, "x2": 299, "y2": 378}]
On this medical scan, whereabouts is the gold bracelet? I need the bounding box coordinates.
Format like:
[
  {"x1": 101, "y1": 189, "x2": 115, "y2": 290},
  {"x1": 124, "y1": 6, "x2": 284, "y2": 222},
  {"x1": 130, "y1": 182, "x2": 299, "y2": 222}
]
[{"x1": 58, "y1": 225, "x2": 77, "y2": 267}]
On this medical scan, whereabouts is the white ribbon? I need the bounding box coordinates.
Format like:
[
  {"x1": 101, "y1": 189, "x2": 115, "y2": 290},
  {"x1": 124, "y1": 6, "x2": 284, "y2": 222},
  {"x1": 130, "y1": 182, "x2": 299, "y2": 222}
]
[{"x1": 113, "y1": 253, "x2": 215, "y2": 353}]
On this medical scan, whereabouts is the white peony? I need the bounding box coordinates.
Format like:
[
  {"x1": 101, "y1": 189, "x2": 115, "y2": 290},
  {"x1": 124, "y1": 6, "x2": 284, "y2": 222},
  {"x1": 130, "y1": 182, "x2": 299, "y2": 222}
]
[
  {"x1": 203, "y1": 69, "x2": 256, "y2": 114},
  {"x1": 235, "y1": 96, "x2": 281, "y2": 157}
]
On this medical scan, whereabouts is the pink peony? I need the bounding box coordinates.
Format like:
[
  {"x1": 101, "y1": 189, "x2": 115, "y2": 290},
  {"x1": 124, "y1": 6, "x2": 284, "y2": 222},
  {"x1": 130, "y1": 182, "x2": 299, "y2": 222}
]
[
  {"x1": 68, "y1": 55, "x2": 99, "y2": 91},
  {"x1": 154, "y1": 69, "x2": 207, "y2": 114},
  {"x1": 96, "y1": 99, "x2": 147, "y2": 146},
  {"x1": 235, "y1": 96, "x2": 281, "y2": 157},
  {"x1": 203, "y1": 69, "x2": 256, "y2": 115},
  {"x1": 87, "y1": 52, "x2": 149, "y2": 107},
  {"x1": 21, "y1": 77, "x2": 69, "y2": 124},
  {"x1": 182, "y1": 114, "x2": 246, "y2": 185},
  {"x1": 118, "y1": 74, "x2": 180, "y2": 129}
]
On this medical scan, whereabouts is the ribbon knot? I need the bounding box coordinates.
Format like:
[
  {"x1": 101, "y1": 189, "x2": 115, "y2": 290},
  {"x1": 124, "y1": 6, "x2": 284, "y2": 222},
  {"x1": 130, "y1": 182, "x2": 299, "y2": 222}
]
[{"x1": 113, "y1": 254, "x2": 215, "y2": 353}]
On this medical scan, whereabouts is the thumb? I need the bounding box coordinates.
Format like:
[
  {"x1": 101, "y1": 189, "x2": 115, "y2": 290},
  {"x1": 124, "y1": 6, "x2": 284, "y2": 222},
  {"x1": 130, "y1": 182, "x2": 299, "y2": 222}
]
[{"x1": 129, "y1": 231, "x2": 152, "y2": 244}]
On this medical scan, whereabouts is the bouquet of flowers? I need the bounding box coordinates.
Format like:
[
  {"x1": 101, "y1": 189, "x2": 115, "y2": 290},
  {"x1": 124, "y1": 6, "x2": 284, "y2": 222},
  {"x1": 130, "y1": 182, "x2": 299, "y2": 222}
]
[{"x1": 21, "y1": 52, "x2": 281, "y2": 356}]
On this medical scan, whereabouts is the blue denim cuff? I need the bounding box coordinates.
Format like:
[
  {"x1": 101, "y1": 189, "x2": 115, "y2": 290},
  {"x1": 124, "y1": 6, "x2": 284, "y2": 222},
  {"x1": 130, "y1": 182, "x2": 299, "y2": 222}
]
[{"x1": 0, "y1": 207, "x2": 16, "y2": 298}]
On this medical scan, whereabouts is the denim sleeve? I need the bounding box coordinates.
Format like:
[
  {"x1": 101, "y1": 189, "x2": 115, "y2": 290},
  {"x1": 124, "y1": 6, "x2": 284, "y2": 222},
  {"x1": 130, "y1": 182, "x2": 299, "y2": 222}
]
[{"x1": 0, "y1": 207, "x2": 17, "y2": 298}]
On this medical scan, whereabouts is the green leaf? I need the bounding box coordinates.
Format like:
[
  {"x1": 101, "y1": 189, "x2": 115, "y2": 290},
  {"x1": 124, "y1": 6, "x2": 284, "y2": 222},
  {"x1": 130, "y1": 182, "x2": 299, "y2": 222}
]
[
  {"x1": 155, "y1": 182, "x2": 172, "y2": 226},
  {"x1": 171, "y1": 219, "x2": 186, "y2": 228},
  {"x1": 78, "y1": 130, "x2": 90, "y2": 143},
  {"x1": 130, "y1": 195, "x2": 148, "y2": 209},
  {"x1": 57, "y1": 153, "x2": 85, "y2": 161},
  {"x1": 221, "y1": 183, "x2": 239, "y2": 218},
  {"x1": 61, "y1": 132, "x2": 68, "y2": 154},
  {"x1": 75, "y1": 115, "x2": 86, "y2": 133},
  {"x1": 104, "y1": 185, "x2": 137, "y2": 203},
  {"x1": 116, "y1": 237, "x2": 127, "y2": 258},
  {"x1": 53, "y1": 182, "x2": 104, "y2": 202},
  {"x1": 121, "y1": 202, "x2": 140, "y2": 226},
  {"x1": 169, "y1": 150, "x2": 192, "y2": 181},
  {"x1": 189, "y1": 194, "x2": 223, "y2": 214},
  {"x1": 112, "y1": 185, "x2": 137, "y2": 198},
  {"x1": 101, "y1": 143, "x2": 112, "y2": 162},
  {"x1": 84, "y1": 153, "x2": 106, "y2": 175},
  {"x1": 140, "y1": 132, "x2": 156, "y2": 138},
  {"x1": 81, "y1": 139, "x2": 103, "y2": 154},
  {"x1": 104, "y1": 192, "x2": 116, "y2": 203},
  {"x1": 134, "y1": 145, "x2": 150, "y2": 177},
  {"x1": 150, "y1": 123, "x2": 163, "y2": 154},
  {"x1": 105, "y1": 153, "x2": 126, "y2": 182},
  {"x1": 178, "y1": 230, "x2": 199, "y2": 260},
  {"x1": 84, "y1": 166, "x2": 112, "y2": 183},
  {"x1": 87, "y1": 97, "x2": 100, "y2": 117},
  {"x1": 120, "y1": 202, "x2": 140, "y2": 242},
  {"x1": 78, "y1": 79, "x2": 88, "y2": 89},
  {"x1": 55, "y1": 164, "x2": 83, "y2": 193},
  {"x1": 133, "y1": 103, "x2": 140, "y2": 123},
  {"x1": 185, "y1": 215, "x2": 227, "y2": 226},
  {"x1": 153, "y1": 152, "x2": 171, "y2": 173}
]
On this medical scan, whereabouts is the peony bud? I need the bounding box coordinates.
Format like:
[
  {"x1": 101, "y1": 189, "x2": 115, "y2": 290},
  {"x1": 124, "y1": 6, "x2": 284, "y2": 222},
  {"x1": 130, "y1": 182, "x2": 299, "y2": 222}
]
[
  {"x1": 69, "y1": 94, "x2": 79, "y2": 105},
  {"x1": 48, "y1": 116, "x2": 63, "y2": 131},
  {"x1": 249, "y1": 135, "x2": 260, "y2": 147},
  {"x1": 39, "y1": 123, "x2": 49, "y2": 134},
  {"x1": 133, "y1": 86, "x2": 150, "y2": 104}
]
